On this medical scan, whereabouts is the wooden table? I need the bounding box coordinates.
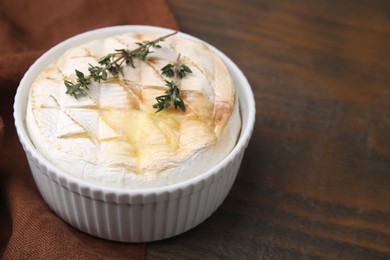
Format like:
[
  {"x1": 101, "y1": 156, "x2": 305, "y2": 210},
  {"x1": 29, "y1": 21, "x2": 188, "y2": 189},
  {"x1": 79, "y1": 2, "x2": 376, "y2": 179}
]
[{"x1": 148, "y1": 0, "x2": 390, "y2": 258}]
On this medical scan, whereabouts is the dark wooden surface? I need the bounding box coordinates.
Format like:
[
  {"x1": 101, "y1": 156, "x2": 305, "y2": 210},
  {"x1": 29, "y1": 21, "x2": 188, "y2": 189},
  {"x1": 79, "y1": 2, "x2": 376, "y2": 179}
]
[{"x1": 147, "y1": 0, "x2": 390, "y2": 259}]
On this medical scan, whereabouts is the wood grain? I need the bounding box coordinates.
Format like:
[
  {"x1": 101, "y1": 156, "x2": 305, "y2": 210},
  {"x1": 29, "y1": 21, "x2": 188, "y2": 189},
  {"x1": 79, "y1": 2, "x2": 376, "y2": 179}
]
[
  {"x1": 0, "y1": 116, "x2": 3, "y2": 146},
  {"x1": 148, "y1": 0, "x2": 390, "y2": 258}
]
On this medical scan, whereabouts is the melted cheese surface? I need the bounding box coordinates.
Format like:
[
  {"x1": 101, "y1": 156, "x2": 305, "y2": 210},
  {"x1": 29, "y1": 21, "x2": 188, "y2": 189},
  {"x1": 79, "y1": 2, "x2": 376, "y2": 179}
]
[{"x1": 26, "y1": 32, "x2": 241, "y2": 188}]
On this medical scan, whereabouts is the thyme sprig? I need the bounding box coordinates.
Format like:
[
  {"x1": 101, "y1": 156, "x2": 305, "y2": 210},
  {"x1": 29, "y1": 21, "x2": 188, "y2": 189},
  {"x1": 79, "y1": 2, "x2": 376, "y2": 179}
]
[
  {"x1": 64, "y1": 31, "x2": 178, "y2": 99},
  {"x1": 153, "y1": 54, "x2": 192, "y2": 113}
]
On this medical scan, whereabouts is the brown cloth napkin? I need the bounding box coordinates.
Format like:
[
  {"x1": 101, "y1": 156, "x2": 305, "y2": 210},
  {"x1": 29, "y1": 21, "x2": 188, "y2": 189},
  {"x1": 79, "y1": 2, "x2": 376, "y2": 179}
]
[{"x1": 0, "y1": 0, "x2": 178, "y2": 258}]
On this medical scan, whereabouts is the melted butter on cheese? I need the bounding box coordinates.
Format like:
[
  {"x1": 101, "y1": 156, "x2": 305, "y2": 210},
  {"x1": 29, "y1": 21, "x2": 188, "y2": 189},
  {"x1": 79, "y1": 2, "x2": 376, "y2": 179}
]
[{"x1": 26, "y1": 32, "x2": 241, "y2": 188}]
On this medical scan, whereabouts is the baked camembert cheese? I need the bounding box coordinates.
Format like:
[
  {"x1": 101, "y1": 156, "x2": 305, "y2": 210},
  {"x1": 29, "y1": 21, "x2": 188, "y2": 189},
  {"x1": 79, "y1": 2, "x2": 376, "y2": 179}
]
[{"x1": 26, "y1": 32, "x2": 241, "y2": 188}]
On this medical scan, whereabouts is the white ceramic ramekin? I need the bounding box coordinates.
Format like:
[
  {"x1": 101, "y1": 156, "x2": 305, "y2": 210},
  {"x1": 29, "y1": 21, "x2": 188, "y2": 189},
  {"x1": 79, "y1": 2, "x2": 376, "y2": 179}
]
[{"x1": 14, "y1": 25, "x2": 255, "y2": 242}]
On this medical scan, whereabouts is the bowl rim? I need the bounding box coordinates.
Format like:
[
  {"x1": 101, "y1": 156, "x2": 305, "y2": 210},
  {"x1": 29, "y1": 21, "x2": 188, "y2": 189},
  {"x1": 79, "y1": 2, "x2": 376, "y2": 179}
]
[{"x1": 14, "y1": 25, "x2": 256, "y2": 198}]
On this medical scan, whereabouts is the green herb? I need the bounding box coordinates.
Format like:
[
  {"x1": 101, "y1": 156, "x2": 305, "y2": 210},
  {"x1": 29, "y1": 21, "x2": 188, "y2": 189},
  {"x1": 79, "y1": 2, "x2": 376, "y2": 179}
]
[
  {"x1": 153, "y1": 54, "x2": 192, "y2": 113},
  {"x1": 64, "y1": 31, "x2": 178, "y2": 99},
  {"x1": 161, "y1": 63, "x2": 192, "y2": 79}
]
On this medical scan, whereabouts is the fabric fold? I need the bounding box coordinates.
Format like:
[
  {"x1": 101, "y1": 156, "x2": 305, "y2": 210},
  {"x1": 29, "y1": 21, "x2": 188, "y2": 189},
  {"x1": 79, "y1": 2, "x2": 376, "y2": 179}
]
[{"x1": 0, "y1": 0, "x2": 178, "y2": 258}]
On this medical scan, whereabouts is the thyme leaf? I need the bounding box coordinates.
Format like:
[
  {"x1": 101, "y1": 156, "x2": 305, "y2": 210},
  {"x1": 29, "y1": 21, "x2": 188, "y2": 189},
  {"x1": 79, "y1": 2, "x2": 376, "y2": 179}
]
[
  {"x1": 64, "y1": 31, "x2": 178, "y2": 99},
  {"x1": 153, "y1": 54, "x2": 191, "y2": 113}
]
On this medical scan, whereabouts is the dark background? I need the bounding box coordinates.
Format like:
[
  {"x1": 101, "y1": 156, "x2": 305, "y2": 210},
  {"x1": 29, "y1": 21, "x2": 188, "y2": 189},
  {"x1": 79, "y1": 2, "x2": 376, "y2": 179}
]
[{"x1": 148, "y1": 0, "x2": 390, "y2": 258}]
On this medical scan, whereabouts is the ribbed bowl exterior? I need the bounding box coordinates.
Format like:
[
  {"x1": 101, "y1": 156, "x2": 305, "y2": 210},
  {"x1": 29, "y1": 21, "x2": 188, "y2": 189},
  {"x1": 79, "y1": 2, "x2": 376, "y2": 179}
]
[
  {"x1": 14, "y1": 25, "x2": 255, "y2": 242},
  {"x1": 23, "y1": 143, "x2": 245, "y2": 242}
]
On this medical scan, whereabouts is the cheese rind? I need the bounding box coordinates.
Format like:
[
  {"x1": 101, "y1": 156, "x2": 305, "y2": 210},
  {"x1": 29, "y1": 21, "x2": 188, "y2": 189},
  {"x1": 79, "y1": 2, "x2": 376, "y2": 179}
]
[{"x1": 26, "y1": 32, "x2": 241, "y2": 188}]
